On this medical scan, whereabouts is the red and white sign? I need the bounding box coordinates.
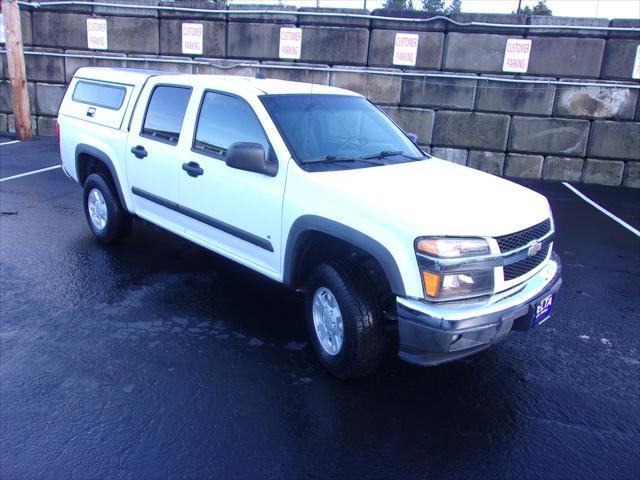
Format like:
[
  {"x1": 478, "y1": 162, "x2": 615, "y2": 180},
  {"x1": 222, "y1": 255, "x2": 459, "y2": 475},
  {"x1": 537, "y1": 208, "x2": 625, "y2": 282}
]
[
  {"x1": 502, "y1": 38, "x2": 532, "y2": 73},
  {"x1": 633, "y1": 45, "x2": 640, "y2": 80},
  {"x1": 279, "y1": 27, "x2": 302, "y2": 60},
  {"x1": 87, "y1": 18, "x2": 108, "y2": 50},
  {"x1": 393, "y1": 33, "x2": 419, "y2": 67},
  {"x1": 182, "y1": 23, "x2": 203, "y2": 55}
]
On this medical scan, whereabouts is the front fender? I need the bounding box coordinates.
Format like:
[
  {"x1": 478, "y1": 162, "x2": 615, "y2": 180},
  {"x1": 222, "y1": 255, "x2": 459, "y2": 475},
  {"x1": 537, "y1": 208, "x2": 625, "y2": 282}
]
[{"x1": 283, "y1": 215, "x2": 406, "y2": 296}]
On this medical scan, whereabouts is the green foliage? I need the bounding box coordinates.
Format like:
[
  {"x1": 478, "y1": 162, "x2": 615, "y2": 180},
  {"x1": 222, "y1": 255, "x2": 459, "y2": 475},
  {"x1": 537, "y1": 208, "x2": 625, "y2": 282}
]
[
  {"x1": 383, "y1": 0, "x2": 415, "y2": 9},
  {"x1": 422, "y1": 0, "x2": 445, "y2": 13},
  {"x1": 446, "y1": 0, "x2": 462, "y2": 14},
  {"x1": 522, "y1": 0, "x2": 553, "y2": 16}
]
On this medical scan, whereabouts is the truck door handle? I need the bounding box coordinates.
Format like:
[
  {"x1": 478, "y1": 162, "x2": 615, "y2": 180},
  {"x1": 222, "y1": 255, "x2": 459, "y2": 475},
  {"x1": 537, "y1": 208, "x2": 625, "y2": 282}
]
[
  {"x1": 182, "y1": 161, "x2": 204, "y2": 178},
  {"x1": 131, "y1": 145, "x2": 148, "y2": 159}
]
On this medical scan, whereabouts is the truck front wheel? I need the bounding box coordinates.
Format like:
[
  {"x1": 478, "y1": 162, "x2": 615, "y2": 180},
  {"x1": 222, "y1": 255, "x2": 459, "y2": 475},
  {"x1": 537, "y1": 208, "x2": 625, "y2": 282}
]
[
  {"x1": 305, "y1": 262, "x2": 385, "y2": 379},
  {"x1": 83, "y1": 173, "x2": 132, "y2": 244}
]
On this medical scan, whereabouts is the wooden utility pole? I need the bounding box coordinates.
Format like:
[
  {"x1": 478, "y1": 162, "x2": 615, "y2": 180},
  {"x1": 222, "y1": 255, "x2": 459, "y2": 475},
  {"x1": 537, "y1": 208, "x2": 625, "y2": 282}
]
[{"x1": 2, "y1": 0, "x2": 32, "y2": 140}]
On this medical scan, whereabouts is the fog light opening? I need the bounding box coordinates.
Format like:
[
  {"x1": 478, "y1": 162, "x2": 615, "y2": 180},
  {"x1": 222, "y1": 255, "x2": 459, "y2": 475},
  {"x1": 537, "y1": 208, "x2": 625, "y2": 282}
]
[{"x1": 451, "y1": 334, "x2": 462, "y2": 345}]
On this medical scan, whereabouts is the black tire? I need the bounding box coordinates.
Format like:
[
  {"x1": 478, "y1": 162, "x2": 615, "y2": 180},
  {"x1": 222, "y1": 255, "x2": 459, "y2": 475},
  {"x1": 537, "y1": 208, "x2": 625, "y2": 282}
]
[
  {"x1": 82, "y1": 173, "x2": 132, "y2": 244},
  {"x1": 304, "y1": 262, "x2": 385, "y2": 379}
]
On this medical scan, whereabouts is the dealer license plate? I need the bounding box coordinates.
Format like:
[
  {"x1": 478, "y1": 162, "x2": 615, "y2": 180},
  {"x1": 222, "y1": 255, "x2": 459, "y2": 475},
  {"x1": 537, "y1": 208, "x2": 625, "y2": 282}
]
[{"x1": 532, "y1": 294, "x2": 554, "y2": 327}]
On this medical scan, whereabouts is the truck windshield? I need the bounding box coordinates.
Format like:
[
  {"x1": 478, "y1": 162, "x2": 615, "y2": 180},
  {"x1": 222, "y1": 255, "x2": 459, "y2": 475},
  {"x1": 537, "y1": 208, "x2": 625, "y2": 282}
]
[{"x1": 260, "y1": 94, "x2": 427, "y2": 170}]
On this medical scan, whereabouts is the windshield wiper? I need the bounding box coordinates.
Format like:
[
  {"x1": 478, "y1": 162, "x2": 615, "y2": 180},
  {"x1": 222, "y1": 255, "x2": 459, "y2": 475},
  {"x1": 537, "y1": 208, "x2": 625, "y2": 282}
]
[
  {"x1": 301, "y1": 155, "x2": 389, "y2": 166},
  {"x1": 360, "y1": 150, "x2": 427, "y2": 161},
  {"x1": 300, "y1": 155, "x2": 357, "y2": 165},
  {"x1": 361, "y1": 150, "x2": 403, "y2": 159}
]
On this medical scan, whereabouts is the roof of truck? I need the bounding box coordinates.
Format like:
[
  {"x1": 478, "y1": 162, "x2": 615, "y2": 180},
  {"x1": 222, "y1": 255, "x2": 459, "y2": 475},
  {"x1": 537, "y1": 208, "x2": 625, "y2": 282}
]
[
  {"x1": 73, "y1": 67, "x2": 358, "y2": 97},
  {"x1": 74, "y1": 67, "x2": 164, "y2": 85}
]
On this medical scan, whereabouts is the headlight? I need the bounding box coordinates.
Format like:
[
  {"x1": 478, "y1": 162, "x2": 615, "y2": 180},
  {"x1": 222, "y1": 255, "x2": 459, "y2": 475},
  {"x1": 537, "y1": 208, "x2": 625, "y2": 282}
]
[
  {"x1": 416, "y1": 237, "x2": 490, "y2": 258},
  {"x1": 416, "y1": 237, "x2": 493, "y2": 300}
]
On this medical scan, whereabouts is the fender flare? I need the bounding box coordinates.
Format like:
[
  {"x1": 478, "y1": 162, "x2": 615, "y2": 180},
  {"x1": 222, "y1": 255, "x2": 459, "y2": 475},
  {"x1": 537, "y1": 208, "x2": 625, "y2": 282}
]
[
  {"x1": 75, "y1": 144, "x2": 130, "y2": 211},
  {"x1": 283, "y1": 215, "x2": 406, "y2": 296}
]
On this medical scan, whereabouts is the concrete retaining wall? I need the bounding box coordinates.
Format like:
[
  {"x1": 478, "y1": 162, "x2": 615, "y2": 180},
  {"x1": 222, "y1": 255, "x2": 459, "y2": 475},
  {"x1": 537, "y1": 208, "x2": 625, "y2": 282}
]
[{"x1": 1, "y1": 3, "x2": 639, "y2": 187}]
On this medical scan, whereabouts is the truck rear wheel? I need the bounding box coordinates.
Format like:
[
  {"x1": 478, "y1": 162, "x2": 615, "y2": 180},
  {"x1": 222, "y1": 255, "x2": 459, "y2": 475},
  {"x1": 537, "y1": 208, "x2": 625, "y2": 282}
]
[
  {"x1": 305, "y1": 262, "x2": 385, "y2": 379},
  {"x1": 83, "y1": 173, "x2": 132, "y2": 244}
]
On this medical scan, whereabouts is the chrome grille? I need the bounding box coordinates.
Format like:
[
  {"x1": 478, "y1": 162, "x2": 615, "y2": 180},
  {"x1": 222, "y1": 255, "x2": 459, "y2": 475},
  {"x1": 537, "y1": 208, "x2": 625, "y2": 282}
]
[
  {"x1": 496, "y1": 219, "x2": 551, "y2": 253},
  {"x1": 504, "y1": 245, "x2": 550, "y2": 281}
]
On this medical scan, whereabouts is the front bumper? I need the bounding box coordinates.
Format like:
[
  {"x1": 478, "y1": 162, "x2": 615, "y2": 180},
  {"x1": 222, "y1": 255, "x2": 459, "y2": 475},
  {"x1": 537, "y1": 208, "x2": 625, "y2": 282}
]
[{"x1": 396, "y1": 254, "x2": 562, "y2": 366}]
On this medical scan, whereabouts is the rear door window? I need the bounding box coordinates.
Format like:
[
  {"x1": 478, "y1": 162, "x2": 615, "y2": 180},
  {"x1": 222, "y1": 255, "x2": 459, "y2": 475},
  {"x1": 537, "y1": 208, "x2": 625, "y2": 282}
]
[{"x1": 142, "y1": 85, "x2": 192, "y2": 145}]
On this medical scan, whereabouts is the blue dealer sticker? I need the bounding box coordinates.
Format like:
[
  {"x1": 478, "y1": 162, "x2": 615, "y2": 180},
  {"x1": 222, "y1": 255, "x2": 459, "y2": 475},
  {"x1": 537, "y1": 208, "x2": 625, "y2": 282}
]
[{"x1": 533, "y1": 294, "x2": 554, "y2": 326}]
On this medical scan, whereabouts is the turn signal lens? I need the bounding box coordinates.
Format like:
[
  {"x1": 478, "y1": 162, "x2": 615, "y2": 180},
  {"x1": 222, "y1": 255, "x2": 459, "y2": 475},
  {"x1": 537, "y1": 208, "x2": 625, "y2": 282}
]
[
  {"x1": 416, "y1": 238, "x2": 490, "y2": 258},
  {"x1": 422, "y1": 271, "x2": 441, "y2": 297},
  {"x1": 421, "y1": 269, "x2": 494, "y2": 300}
]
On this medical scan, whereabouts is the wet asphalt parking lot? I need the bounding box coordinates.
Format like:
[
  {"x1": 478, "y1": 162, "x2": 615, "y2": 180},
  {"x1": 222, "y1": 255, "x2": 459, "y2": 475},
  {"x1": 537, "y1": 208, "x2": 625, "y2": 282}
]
[{"x1": 1, "y1": 136, "x2": 639, "y2": 479}]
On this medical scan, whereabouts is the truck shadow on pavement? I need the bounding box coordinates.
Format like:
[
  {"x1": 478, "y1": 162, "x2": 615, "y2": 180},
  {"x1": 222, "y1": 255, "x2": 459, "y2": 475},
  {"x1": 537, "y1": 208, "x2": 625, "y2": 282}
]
[{"x1": 88, "y1": 218, "x2": 526, "y2": 451}]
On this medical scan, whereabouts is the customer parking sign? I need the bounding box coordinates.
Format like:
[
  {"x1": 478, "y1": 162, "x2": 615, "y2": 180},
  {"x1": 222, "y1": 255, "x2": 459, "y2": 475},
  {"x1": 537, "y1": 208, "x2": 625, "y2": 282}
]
[
  {"x1": 503, "y1": 39, "x2": 532, "y2": 73},
  {"x1": 279, "y1": 28, "x2": 302, "y2": 60},
  {"x1": 182, "y1": 23, "x2": 203, "y2": 55},
  {"x1": 393, "y1": 33, "x2": 419, "y2": 67},
  {"x1": 87, "y1": 18, "x2": 108, "y2": 50}
]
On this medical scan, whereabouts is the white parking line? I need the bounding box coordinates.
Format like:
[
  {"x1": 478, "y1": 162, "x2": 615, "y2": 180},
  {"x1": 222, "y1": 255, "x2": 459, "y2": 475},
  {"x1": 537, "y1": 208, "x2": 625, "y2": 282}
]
[
  {"x1": 0, "y1": 165, "x2": 61, "y2": 183},
  {"x1": 562, "y1": 182, "x2": 640, "y2": 238},
  {"x1": 0, "y1": 140, "x2": 21, "y2": 146}
]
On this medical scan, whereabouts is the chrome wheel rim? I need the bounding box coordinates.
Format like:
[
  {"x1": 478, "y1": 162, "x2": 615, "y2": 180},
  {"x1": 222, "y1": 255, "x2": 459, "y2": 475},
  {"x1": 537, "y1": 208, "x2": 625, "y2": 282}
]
[
  {"x1": 88, "y1": 188, "x2": 108, "y2": 231},
  {"x1": 312, "y1": 287, "x2": 344, "y2": 356}
]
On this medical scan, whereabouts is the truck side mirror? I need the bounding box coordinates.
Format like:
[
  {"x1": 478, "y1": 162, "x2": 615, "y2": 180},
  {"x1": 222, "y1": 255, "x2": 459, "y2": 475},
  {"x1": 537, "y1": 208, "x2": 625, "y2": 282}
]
[
  {"x1": 407, "y1": 132, "x2": 418, "y2": 144},
  {"x1": 226, "y1": 142, "x2": 277, "y2": 176}
]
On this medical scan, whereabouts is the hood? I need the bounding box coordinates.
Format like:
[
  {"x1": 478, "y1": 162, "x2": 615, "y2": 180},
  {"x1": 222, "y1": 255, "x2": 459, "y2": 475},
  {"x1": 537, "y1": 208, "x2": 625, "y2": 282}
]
[{"x1": 309, "y1": 158, "x2": 551, "y2": 239}]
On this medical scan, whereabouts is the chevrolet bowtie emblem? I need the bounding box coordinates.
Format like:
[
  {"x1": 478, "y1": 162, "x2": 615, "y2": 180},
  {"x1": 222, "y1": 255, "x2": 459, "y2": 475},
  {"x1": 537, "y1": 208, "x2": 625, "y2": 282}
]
[{"x1": 528, "y1": 242, "x2": 542, "y2": 257}]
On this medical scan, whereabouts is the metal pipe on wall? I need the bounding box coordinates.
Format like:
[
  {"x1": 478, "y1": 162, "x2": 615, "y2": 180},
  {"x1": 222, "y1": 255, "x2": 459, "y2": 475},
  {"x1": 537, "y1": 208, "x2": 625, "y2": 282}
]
[
  {"x1": 2, "y1": 49, "x2": 638, "y2": 90},
  {"x1": 14, "y1": 1, "x2": 640, "y2": 32}
]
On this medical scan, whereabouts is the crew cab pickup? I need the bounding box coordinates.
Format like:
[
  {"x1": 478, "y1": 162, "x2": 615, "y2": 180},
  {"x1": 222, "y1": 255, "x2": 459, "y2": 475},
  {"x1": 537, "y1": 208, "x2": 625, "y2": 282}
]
[{"x1": 57, "y1": 67, "x2": 562, "y2": 378}]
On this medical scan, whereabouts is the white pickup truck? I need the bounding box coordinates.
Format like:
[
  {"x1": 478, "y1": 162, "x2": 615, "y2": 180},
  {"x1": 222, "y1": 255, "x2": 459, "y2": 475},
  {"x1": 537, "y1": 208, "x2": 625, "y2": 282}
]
[{"x1": 57, "y1": 67, "x2": 562, "y2": 378}]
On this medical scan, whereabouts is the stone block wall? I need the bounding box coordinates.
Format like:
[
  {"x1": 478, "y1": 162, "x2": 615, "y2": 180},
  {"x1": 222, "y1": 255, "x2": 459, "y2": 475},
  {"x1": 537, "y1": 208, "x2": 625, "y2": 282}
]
[{"x1": 1, "y1": 3, "x2": 639, "y2": 187}]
